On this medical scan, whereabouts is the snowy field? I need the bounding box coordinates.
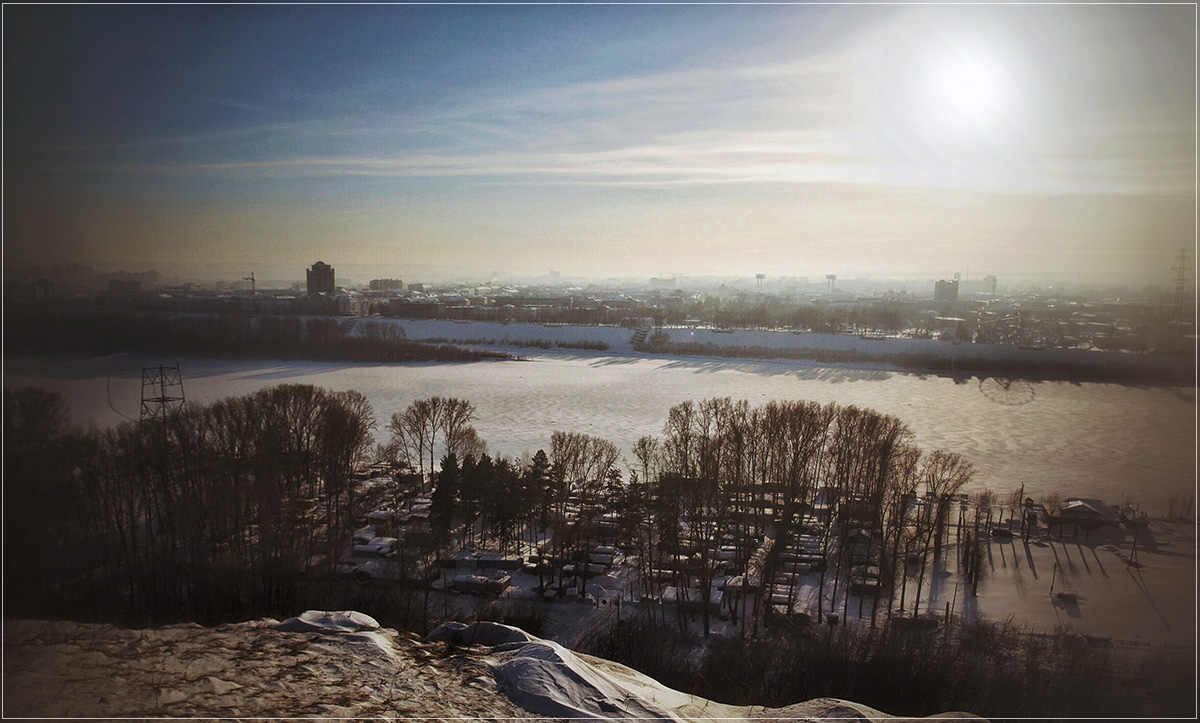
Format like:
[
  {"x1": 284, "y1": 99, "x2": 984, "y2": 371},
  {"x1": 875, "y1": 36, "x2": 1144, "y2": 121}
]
[
  {"x1": 960, "y1": 519, "x2": 1195, "y2": 647},
  {"x1": 485, "y1": 519, "x2": 1195, "y2": 652}
]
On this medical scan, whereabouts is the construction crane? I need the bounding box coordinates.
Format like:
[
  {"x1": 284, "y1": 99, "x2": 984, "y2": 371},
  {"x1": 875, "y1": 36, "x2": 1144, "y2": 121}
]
[{"x1": 244, "y1": 272, "x2": 256, "y2": 297}]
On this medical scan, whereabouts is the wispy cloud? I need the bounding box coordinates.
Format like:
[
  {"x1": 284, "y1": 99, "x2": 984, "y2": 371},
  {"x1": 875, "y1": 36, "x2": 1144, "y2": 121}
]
[{"x1": 47, "y1": 19, "x2": 1194, "y2": 200}]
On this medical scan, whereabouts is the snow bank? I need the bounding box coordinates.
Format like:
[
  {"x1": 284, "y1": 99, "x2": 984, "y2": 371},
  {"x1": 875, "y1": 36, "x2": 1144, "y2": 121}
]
[
  {"x1": 273, "y1": 610, "x2": 399, "y2": 660},
  {"x1": 6, "y1": 612, "x2": 988, "y2": 720},
  {"x1": 493, "y1": 639, "x2": 711, "y2": 720},
  {"x1": 429, "y1": 620, "x2": 539, "y2": 649},
  {"x1": 4, "y1": 615, "x2": 535, "y2": 719},
  {"x1": 436, "y1": 620, "x2": 986, "y2": 721},
  {"x1": 273, "y1": 610, "x2": 380, "y2": 634}
]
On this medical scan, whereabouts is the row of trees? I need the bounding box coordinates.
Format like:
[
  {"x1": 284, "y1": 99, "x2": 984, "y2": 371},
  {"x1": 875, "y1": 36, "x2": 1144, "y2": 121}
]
[
  {"x1": 421, "y1": 432, "x2": 622, "y2": 559},
  {"x1": 407, "y1": 395, "x2": 975, "y2": 639},
  {"x1": 589, "y1": 614, "x2": 1193, "y2": 719},
  {"x1": 5, "y1": 384, "x2": 376, "y2": 625},
  {"x1": 7, "y1": 381, "x2": 973, "y2": 639},
  {"x1": 632, "y1": 335, "x2": 1183, "y2": 383},
  {"x1": 615, "y1": 398, "x2": 974, "y2": 637},
  {"x1": 5, "y1": 310, "x2": 510, "y2": 363}
]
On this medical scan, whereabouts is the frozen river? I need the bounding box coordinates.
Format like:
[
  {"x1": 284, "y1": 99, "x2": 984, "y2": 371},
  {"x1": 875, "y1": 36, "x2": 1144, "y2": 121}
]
[{"x1": 5, "y1": 351, "x2": 1195, "y2": 515}]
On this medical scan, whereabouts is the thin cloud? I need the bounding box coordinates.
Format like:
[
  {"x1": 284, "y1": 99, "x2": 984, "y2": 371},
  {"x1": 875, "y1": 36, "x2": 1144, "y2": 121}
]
[{"x1": 42, "y1": 15, "x2": 1193, "y2": 201}]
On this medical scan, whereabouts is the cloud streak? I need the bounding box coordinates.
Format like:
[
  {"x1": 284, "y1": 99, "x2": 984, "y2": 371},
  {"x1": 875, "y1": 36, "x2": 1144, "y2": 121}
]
[{"x1": 47, "y1": 25, "x2": 1191, "y2": 200}]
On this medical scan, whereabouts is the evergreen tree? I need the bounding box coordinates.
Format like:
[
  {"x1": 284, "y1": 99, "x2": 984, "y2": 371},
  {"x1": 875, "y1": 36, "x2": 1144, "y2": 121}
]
[
  {"x1": 529, "y1": 449, "x2": 553, "y2": 534},
  {"x1": 459, "y1": 453, "x2": 481, "y2": 546},
  {"x1": 430, "y1": 452, "x2": 460, "y2": 544}
]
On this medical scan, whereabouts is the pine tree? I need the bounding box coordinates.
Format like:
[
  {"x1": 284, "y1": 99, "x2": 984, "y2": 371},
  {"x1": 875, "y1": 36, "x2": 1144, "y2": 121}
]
[
  {"x1": 430, "y1": 452, "x2": 460, "y2": 544},
  {"x1": 459, "y1": 454, "x2": 481, "y2": 547}
]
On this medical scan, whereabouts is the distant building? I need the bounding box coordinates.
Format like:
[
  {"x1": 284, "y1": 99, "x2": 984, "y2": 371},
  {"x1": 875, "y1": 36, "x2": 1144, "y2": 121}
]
[
  {"x1": 408, "y1": 283, "x2": 425, "y2": 293},
  {"x1": 28, "y1": 278, "x2": 54, "y2": 300},
  {"x1": 960, "y1": 275, "x2": 997, "y2": 295},
  {"x1": 4, "y1": 279, "x2": 55, "y2": 302},
  {"x1": 369, "y1": 278, "x2": 403, "y2": 292},
  {"x1": 307, "y1": 261, "x2": 335, "y2": 295},
  {"x1": 934, "y1": 279, "x2": 959, "y2": 302},
  {"x1": 110, "y1": 279, "x2": 142, "y2": 293}
]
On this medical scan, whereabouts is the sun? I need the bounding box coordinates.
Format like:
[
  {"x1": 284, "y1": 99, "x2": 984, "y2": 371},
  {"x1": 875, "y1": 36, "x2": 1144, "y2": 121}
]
[{"x1": 929, "y1": 50, "x2": 1009, "y2": 126}]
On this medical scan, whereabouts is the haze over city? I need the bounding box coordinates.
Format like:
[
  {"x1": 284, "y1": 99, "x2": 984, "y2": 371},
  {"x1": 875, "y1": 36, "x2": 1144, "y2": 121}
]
[{"x1": 4, "y1": 3, "x2": 1195, "y2": 285}]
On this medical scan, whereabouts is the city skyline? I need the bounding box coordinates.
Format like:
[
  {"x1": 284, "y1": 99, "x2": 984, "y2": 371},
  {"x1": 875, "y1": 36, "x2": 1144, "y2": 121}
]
[{"x1": 4, "y1": 4, "x2": 1195, "y2": 285}]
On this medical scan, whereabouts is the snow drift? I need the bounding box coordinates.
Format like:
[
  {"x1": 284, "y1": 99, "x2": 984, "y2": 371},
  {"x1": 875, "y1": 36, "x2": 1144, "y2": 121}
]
[
  {"x1": 430, "y1": 620, "x2": 985, "y2": 721},
  {"x1": 6, "y1": 611, "x2": 986, "y2": 719}
]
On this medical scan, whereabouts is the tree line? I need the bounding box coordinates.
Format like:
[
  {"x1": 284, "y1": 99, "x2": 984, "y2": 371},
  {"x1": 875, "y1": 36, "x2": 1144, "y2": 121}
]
[
  {"x1": 7, "y1": 382, "x2": 975, "y2": 638},
  {"x1": 4, "y1": 384, "x2": 376, "y2": 625},
  {"x1": 632, "y1": 336, "x2": 1186, "y2": 384},
  {"x1": 5, "y1": 310, "x2": 511, "y2": 363},
  {"x1": 396, "y1": 395, "x2": 977, "y2": 640},
  {"x1": 586, "y1": 614, "x2": 1192, "y2": 719}
]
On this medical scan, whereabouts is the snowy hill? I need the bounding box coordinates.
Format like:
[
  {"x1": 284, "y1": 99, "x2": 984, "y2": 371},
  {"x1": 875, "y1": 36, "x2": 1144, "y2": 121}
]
[{"x1": 4, "y1": 611, "x2": 986, "y2": 720}]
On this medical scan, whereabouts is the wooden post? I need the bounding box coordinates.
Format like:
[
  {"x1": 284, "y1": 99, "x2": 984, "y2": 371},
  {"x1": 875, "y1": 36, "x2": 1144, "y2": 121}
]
[{"x1": 1128, "y1": 527, "x2": 1139, "y2": 569}]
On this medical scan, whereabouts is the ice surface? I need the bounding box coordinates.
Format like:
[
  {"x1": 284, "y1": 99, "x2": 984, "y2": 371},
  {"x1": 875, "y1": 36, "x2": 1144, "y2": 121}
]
[{"x1": 9, "y1": 349, "x2": 1192, "y2": 514}]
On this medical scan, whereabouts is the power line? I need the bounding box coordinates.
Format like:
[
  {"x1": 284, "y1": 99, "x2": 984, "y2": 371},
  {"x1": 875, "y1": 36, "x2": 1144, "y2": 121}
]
[{"x1": 106, "y1": 375, "x2": 138, "y2": 423}]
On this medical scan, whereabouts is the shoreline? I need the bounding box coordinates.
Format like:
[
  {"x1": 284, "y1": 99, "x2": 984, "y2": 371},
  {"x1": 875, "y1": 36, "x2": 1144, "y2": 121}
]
[
  {"x1": 6, "y1": 341, "x2": 1194, "y2": 392},
  {"x1": 394, "y1": 318, "x2": 1192, "y2": 387},
  {"x1": 4, "y1": 309, "x2": 1191, "y2": 386}
]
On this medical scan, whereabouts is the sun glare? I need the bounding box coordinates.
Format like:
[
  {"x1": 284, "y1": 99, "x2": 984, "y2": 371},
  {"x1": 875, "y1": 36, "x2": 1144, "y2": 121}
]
[{"x1": 933, "y1": 55, "x2": 1006, "y2": 122}]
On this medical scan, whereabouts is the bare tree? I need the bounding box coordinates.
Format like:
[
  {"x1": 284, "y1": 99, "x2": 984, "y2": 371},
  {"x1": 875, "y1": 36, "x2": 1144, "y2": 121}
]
[
  {"x1": 441, "y1": 397, "x2": 478, "y2": 458},
  {"x1": 632, "y1": 435, "x2": 660, "y2": 485},
  {"x1": 911, "y1": 450, "x2": 974, "y2": 617},
  {"x1": 388, "y1": 397, "x2": 444, "y2": 492}
]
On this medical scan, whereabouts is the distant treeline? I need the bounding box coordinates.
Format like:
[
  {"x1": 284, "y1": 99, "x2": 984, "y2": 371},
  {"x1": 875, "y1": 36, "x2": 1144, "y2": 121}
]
[
  {"x1": 633, "y1": 337, "x2": 1189, "y2": 384},
  {"x1": 4, "y1": 311, "x2": 512, "y2": 363},
  {"x1": 417, "y1": 336, "x2": 611, "y2": 351},
  {"x1": 585, "y1": 616, "x2": 1192, "y2": 719}
]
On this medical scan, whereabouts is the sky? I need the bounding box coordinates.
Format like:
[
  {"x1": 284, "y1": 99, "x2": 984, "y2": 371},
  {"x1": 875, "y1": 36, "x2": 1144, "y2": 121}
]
[{"x1": 3, "y1": 3, "x2": 1195, "y2": 284}]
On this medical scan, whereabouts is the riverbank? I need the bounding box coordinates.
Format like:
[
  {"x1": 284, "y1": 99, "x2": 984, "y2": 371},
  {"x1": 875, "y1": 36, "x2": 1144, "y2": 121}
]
[
  {"x1": 383, "y1": 318, "x2": 1194, "y2": 385},
  {"x1": 3, "y1": 310, "x2": 514, "y2": 364},
  {"x1": 5, "y1": 310, "x2": 1189, "y2": 384}
]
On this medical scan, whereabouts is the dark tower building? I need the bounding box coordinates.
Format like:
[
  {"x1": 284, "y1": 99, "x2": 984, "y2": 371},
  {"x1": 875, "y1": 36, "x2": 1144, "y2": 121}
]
[
  {"x1": 307, "y1": 261, "x2": 335, "y2": 295},
  {"x1": 934, "y1": 278, "x2": 959, "y2": 302}
]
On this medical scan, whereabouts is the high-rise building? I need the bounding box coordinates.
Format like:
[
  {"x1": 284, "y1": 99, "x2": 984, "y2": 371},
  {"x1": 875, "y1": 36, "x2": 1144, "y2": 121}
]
[
  {"x1": 307, "y1": 261, "x2": 335, "y2": 295},
  {"x1": 934, "y1": 278, "x2": 959, "y2": 302}
]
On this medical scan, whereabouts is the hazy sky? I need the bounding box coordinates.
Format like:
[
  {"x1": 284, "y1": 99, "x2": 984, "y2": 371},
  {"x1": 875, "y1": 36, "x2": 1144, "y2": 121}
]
[{"x1": 4, "y1": 3, "x2": 1195, "y2": 283}]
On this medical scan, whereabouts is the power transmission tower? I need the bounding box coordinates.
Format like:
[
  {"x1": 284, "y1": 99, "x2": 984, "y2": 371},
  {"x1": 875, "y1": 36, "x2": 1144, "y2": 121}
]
[
  {"x1": 1171, "y1": 248, "x2": 1192, "y2": 323},
  {"x1": 141, "y1": 364, "x2": 187, "y2": 429}
]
